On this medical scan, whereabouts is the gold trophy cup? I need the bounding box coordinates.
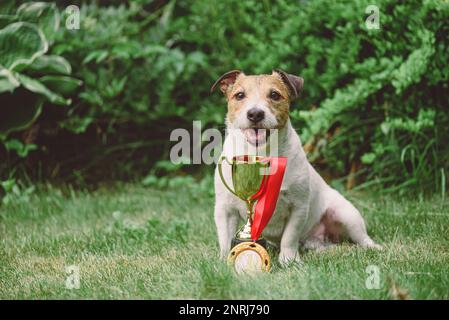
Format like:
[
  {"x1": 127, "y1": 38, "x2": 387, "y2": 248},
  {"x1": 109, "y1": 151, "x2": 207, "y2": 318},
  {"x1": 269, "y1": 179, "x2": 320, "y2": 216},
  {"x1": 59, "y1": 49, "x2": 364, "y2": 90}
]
[{"x1": 218, "y1": 155, "x2": 271, "y2": 273}]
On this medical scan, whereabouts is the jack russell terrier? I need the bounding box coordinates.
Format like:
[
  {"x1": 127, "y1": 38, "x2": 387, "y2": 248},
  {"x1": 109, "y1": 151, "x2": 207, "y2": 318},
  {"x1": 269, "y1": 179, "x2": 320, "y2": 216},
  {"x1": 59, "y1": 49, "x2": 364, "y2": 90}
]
[{"x1": 211, "y1": 69, "x2": 381, "y2": 265}]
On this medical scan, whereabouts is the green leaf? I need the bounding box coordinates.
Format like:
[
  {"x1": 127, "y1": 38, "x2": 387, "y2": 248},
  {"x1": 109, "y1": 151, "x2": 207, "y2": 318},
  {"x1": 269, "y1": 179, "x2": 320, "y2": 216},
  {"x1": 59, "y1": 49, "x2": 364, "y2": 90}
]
[
  {"x1": 4, "y1": 138, "x2": 38, "y2": 157},
  {"x1": 0, "y1": 67, "x2": 20, "y2": 93},
  {"x1": 361, "y1": 153, "x2": 376, "y2": 165},
  {"x1": 0, "y1": 14, "x2": 17, "y2": 29},
  {"x1": 15, "y1": 73, "x2": 70, "y2": 105},
  {"x1": 0, "y1": 22, "x2": 48, "y2": 70},
  {"x1": 0, "y1": 178, "x2": 16, "y2": 193},
  {"x1": 82, "y1": 50, "x2": 109, "y2": 64},
  {"x1": 141, "y1": 174, "x2": 159, "y2": 187},
  {"x1": 59, "y1": 116, "x2": 93, "y2": 134},
  {"x1": 39, "y1": 75, "x2": 82, "y2": 95},
  {"x1": 28, "y1": 55, "x2": 72, "y2": 75},
  {"x1": 17, "y1": 1, "x2": 60, "y2": 43}
]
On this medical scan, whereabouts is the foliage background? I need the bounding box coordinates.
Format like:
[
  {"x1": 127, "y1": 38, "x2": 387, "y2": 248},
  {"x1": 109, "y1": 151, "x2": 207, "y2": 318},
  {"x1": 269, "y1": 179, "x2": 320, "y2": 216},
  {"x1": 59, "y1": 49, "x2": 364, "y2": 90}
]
[{"x1": 1, "y1": 0, "x2": 448, "y2": 195}]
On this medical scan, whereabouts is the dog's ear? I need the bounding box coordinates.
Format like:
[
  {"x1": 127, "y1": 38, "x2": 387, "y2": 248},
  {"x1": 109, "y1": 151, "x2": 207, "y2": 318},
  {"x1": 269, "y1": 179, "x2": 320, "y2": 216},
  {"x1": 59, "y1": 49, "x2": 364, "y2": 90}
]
[
  {"x1": 273, "y1": 69, "x2": 304, "y2": 100},
  {"x1": 210, "y1": 70, "x2": 242, "y2": 94}
]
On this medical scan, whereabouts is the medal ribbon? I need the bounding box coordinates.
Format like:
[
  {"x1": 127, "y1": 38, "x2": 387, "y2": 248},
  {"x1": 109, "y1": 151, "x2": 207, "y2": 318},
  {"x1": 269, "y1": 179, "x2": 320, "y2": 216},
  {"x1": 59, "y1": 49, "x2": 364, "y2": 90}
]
[{"x1": 251, "y1": 157, "x2": 287, "y2": 241}]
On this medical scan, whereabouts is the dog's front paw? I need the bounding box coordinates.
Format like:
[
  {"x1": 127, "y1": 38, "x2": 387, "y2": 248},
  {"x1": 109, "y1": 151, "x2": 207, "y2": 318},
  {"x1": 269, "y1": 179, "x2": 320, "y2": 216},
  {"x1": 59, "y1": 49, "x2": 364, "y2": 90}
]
[
  {"x1": 278, "y1": 248, "x2": 301, "y2": 267},
  {"x1": 360, "y1": 238, "x2": 383, "y2": 250}
]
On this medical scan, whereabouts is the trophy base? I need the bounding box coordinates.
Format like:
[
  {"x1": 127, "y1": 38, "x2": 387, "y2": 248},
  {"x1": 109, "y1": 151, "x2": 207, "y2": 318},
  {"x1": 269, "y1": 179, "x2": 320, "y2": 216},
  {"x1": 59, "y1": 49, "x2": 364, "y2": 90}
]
[{"x1": 227, "y1": 240, "x2": 271, "y2": 274}]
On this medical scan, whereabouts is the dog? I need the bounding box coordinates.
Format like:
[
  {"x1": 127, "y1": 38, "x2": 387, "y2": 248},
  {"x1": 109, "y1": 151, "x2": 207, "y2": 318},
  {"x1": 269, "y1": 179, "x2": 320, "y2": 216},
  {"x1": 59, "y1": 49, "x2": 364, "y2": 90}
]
[{"x1": 211, "y1": 69, "x2": 381, "y2": 265}]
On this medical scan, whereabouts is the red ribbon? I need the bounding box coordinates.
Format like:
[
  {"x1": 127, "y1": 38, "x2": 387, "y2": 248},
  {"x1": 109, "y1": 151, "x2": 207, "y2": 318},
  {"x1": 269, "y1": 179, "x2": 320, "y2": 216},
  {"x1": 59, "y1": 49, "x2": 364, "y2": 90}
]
[{"x1": 251, "y1": 157, "x2": 287, "y2": 241}]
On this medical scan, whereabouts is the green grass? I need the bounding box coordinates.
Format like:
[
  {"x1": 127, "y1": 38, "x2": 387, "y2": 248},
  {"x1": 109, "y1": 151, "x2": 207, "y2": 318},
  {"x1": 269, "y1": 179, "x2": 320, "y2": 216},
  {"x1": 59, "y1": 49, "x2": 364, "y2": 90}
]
[{"x1": 1, "y1": 184, "x2": 448, "y2": 299}]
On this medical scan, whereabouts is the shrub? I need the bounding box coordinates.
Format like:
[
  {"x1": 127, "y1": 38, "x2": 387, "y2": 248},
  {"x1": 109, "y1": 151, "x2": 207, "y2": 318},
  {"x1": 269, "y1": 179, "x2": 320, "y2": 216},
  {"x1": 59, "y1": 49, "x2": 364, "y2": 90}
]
[
  {"x1": 0, "y1": 1, "x2": 81, "y2": 184},
  {"x1": 1, "y1": 0, "x2": 448, "y2": 194}
]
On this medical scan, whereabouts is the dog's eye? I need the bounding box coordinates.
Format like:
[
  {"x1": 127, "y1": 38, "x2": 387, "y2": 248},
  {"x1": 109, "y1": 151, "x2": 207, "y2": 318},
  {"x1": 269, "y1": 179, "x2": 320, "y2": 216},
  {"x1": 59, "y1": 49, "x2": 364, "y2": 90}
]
[
  {"x1": 234, "y1": 92, "x2": 245, "y2": 101},
  {"x1": 269, "y1": 90, "x2": 281, "y2": 101}
]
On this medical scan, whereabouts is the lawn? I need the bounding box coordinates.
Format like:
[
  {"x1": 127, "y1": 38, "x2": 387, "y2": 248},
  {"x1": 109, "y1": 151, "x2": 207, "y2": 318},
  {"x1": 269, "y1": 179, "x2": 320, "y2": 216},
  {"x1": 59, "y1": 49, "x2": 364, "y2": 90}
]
[{"x1": 0, "y1": 184, "x2": 448, "y2": 299}]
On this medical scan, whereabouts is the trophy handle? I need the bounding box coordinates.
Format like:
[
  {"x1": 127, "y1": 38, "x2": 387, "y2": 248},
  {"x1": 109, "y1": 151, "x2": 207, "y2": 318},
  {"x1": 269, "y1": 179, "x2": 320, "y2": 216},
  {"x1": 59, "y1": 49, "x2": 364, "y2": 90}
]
[{"x1": 217, "y1": 156, "x2": 239, "y2": 197}]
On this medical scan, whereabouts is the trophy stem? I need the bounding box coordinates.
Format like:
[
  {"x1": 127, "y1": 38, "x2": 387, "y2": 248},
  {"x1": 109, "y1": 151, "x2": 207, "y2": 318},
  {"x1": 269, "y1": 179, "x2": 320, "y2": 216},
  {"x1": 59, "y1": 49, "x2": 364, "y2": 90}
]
[
  {"x1": 231, "y1": 198, "x2": 268, "y2": 253},
  {"x1": 246, "y1": 200, "x2": 254, "y2": 223},
  {"x1": 235, "y1": 200, "x2": 254, "y2": 240}
]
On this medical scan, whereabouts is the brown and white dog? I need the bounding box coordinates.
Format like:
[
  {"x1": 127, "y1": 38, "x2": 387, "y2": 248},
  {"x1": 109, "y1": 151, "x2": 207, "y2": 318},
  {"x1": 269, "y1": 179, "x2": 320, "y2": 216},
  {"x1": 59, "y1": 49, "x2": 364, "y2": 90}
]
[{"x1": 211, "y1": 70, "x2": 381, "y2": 265}]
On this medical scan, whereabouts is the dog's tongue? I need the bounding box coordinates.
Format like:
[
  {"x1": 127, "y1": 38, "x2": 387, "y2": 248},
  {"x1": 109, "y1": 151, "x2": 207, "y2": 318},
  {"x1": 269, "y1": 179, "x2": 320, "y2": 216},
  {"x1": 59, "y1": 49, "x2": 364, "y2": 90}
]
[{"x1": 242, "y1": 128, "x2": 266, "y2": 145}]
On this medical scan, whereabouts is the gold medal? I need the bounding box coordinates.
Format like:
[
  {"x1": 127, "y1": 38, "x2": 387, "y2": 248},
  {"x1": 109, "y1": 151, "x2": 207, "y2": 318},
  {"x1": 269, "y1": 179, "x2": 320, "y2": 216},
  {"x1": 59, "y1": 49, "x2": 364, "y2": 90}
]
[{"x1": 227, "y1": 241, "x2": 271, "y2": 274}]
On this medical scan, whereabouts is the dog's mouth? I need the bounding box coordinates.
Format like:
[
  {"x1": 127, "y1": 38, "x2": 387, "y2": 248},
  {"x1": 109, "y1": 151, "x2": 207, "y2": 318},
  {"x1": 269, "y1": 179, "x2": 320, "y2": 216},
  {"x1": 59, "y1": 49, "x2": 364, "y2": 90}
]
[{"x1": 241, "y1": 128, "x2": 271, "y2": 146}]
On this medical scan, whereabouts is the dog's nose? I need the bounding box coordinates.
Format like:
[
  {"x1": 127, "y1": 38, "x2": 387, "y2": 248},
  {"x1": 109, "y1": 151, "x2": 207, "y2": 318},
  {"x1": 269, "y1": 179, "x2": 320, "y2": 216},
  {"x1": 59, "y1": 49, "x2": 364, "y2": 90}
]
[{"x1": 247, "y1": 108, "x2": 265, "y2": 123}]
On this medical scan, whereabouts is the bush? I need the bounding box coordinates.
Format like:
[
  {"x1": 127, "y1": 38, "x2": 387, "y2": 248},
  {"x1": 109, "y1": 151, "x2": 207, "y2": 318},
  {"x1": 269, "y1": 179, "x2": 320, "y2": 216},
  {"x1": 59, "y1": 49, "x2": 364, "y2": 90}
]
[
  {"x1": 1, "y1": 0, "x2": 448, "y2": 194},
  {"x1": 0, "y1": 1, "x2": 80, "y2": 182}
]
